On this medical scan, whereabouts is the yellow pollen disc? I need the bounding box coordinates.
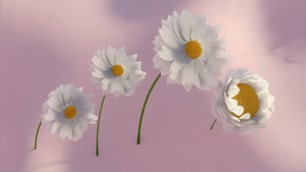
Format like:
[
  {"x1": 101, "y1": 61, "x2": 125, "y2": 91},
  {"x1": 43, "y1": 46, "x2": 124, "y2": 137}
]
[
  {"x1": 184, "y1": 40, "x2": 203, "y2": 59},
  {"x1": 111, "y1": 64, "x2": 124, "y2": 76},
  {"x1": 64, "y1": 106, "x2": 77, "y2": 119},
  {"x1": 232, "y1": 83, "x2": 259, "y2": 118}
]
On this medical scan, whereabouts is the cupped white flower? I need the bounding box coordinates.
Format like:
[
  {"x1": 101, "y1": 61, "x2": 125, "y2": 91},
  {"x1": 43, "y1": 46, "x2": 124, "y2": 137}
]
[
  {"x1": 153, "y1": 10, "x2": 228, "y2": 92},
  {"x1": 42, "y1": 84, "x2": 97, "y2": 141},
  {"x1": 91, "y1": 47, "x2": 146, "y2": 96},
  {"x1": 212, "y1": 69, "x2": 275, "y2": 134}
]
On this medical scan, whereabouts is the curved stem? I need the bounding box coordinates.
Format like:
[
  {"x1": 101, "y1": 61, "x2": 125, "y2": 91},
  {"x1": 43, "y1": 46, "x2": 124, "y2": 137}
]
[
  {"x1": 137, "y1": 73, "x2": 161, "y2": 145},
  {"x1": 96, "y1": 95, "x2": 106, "y2": 156},
  {"x1": 210, "y1": 119, "x2": 217, "y2": 130},
  {"x1": 34, "y1": 120, "x2": 42, "y2": 150}
]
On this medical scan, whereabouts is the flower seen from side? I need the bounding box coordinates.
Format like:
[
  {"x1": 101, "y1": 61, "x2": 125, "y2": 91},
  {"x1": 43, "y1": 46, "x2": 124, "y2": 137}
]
[{"x1": 212, "y1": 69, "x2": 275, "y2": 134}]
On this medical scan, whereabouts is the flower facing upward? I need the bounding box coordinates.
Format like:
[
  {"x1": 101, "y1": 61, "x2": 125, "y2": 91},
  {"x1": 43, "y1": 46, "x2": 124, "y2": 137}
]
[
  {"x1": 153, "y1": 10, "x2": 228, "y2": 91},
  {"x1": 91, "y1": 47, "x2": 146, "y2": 96},
  {"x1": 42, "y1": 84, "x2": 97, "y2": 141},
  {"x1": 212, "y1": 69, "x2": 275, "y2": 134}
]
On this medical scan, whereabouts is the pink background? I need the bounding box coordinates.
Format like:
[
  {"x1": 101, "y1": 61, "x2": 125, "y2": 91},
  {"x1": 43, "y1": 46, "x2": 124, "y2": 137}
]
[{"x1": 1, "y1": 0, "x2": 306, "y2": 172}]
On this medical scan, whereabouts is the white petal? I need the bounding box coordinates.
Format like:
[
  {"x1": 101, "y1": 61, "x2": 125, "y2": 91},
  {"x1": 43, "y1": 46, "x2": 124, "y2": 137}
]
[
  {"x1": 169, "y1": 62, "x2": 183, "y2": 79},
  {"x1": 179, "y1": 10, "x2": 192, "y2": 41},
  {"x1": 240, "y1": 113, "x2": 251, "y2": 120},
  {"x1": 250, "y1": 78, "x2": 268, "y2": 92},
  {"x1": 224, "y1": 97, "x2": 238, "y2": 111},
  {"x1": 227, "y1": 84, "x2": 240, "y2": 98},
  {"x1": 258, "y1": 91, "x2": 269, "y2": 111},
  {"x1": 92, "y1": 70, "x2": 103, "y2": 79},
  {"x1": 191, "y1": 20, "x2": 205, "y2": 40},
  {"x1": 101, "y1": 78, "x2": 112, "y2": 90},
  {"x1": 106, "y1": 47, "x2": 116, "y2": 64},
  {"x1": 60, "y1": 86, "x2": 73, "y2": 105},
  {"x1": 198, "y1": 68, "x2": 215, "y2": 89},
  {"x1": 71, "y1": 125, "x2": 83, "y2": 141},
  {"x1": 153, "y1": 55, "x2": 171, "y2": 74},
  {"x1": 268, "y1": 95, "x2": 275, "y2": 107},
  {"x1": 158, "y1": 27, "x2": 180, "y2": 49},
  {"x1": 44, "y1": 110, "x2": 56, "y2": 121},
  {"x1": 47, "y1": 97, "x2": 62, "y2": 112},
  {"x1": 92, "y1": 56, "x2": 107, "y2": 70},
  {"x1": 180, "y1": 63, "x2": 195, "y2": 85},
  {"x1": 51, "y1": 122, "x2": 61, "y2": 134},
  {"x1": 253, "y1": 111, "x2": 269, "y2": 122},
  {"x1": 59, "y1": 124, "x2": 73, "y2": 139},
  {"x1": 171, "y1": 15, "x2": 184, "y2": 44},
  {"x1": 110, "y1": 79, "x2": 124, "y2": 96},
  {"x1": 232, "y1": 105, "x2": 244, "y2": 116},
  {"x1": 86, "y1": 113, "x2": 98, "y2": 124},
  {"x1": 157, "y1": 48, "x2": 175, "y2": 61},
  {"x1": 153, "y1": 36, "x2": 163, "y2": 51}
]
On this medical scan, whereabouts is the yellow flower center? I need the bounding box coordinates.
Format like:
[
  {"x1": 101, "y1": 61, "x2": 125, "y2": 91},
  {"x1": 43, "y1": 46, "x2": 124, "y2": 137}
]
[
  {"x1": 232, "y1": 83, "x2": 259, "y2": 118},
  {"x1": 184, "y1": 40, "x2": 203, "y2": 59},
  {"x1": 64, "y1": 106, "x2": 77, "y2": 119},
  {"x1": 111, "y1": 64, "x2": 124, "y2": 76}
]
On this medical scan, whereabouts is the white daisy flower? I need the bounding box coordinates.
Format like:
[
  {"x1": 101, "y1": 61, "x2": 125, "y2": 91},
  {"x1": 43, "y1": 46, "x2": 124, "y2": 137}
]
[
  {"x1": 153, "y1": 10, "x2": 228, "y2": 92},
  {"x1": 137, "y1": 10, "x2": 228, "y2": 145},
  {"x1": 42, "y1": 84, "x2": 97, "y2": 141},
  {"x1": 212, "y1": 69, "x2": 275, "y2": 134},
  {"x1": 91, "y1": 46, "x2": 146, "y2": 155},
  {"x1": 91, "y1": 46, "x2": 146, "y2": 96}
]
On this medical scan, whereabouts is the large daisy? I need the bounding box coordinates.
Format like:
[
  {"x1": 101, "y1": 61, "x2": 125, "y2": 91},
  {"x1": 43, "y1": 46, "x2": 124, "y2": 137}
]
[
  {"x1": 212, "y1": 69, "x2": 275, "y2": 134},
  {"x1": 91, "y1": 46, "x2": 146, "y2": 96},
  {"x1": 42, "y1": 84, "x2": 97, "y2": 141},
  {"x1": 153, "y1": 10, "x2": 228, "y2": 91},
  {"x1": 137, "y1": 10, "x2": 228, "y2": 145}
]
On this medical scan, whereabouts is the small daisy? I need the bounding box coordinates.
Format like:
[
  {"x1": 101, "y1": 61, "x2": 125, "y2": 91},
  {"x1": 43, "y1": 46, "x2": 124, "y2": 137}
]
[
  {"x1": 33, "y1": 84, "x2": 97, "y2": 149},
  {"x1": 91, "y1": 46, "x2": 146, "y2": 155},
  {"x1": 153, "y1": 10, "x2": 228, "y2": 91},
  {"x1": 211, "y1": 69, "x2": 275, "y2": 134},
  {"x1": 91, "y1": 46, "x2": 146, "y2": 96},
  {"x1": 137, "y1": 10, "x2": 228, "y2": 144}
]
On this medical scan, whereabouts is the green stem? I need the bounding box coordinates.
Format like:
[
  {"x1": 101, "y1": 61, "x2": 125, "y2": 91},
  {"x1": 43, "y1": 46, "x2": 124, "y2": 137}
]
[
  {"x1": 34, "y1": 120, "x2": 42, "y2": 150},
  {"x1": 137, "y1": 73, "x2": 161, "y2": 145},
  {"x1": 210, "y1": 119, "x2": 217, "y2": 130},
  {"x1": 96, "y1": 95, "x2": 106, "y2": 156}
]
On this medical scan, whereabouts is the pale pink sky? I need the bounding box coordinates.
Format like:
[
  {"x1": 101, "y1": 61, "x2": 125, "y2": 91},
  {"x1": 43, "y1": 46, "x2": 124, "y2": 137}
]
[{"x1": 0, "y1": 0, "x2": 306, "y2": 172}]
